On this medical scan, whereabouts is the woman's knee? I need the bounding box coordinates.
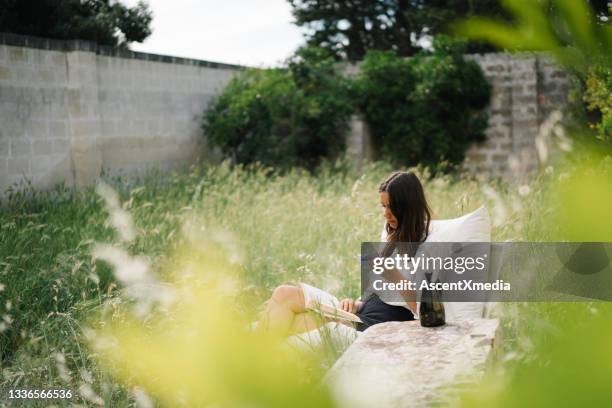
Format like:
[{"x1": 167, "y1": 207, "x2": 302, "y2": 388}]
[{"x1": 271, "y1": 285, "x2": 304, "y2": 311}]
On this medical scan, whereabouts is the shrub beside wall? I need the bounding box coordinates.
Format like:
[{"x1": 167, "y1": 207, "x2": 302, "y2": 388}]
[
  {"x1": 584, "y1": 65, "x2": 611, "y2": 142},
  {"x1": 203, "y1": 41, "x2": 492, "y2": 171},
  {"x1": 356, "y1": 44, "x2": 491, "y2": 170},
  {"x1": 202, "y1": 48, "x2": 354, "y2": 169}
]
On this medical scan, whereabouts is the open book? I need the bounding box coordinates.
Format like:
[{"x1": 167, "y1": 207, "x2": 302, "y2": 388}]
[{"x1": 299, "y1": 283, "x2": 363, "y2": 323}]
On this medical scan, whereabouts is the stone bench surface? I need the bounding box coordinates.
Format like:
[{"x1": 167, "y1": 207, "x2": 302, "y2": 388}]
[{"x1": 327, "y1": 318, "x2": 500, "y2": 408}]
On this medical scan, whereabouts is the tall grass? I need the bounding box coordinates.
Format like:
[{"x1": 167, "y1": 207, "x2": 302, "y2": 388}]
[{"x1": 0, "y1": 155, "x2": 607, "y2": 406}]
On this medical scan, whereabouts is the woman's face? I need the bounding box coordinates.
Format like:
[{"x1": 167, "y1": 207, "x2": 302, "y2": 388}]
[{"x1": 380, "y1": 192, "x2": 397, "y2": 229}]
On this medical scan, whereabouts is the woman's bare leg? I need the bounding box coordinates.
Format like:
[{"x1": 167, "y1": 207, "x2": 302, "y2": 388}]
[
  {"x1": 288, "y1": 311, "x2": 326, "y2": 335},
  {"x1": 258, "y1": 285, "x2": 306, "y2": 334},
  {"x1": 259, "y1": 285, "x2": 328, "y2": 336}
]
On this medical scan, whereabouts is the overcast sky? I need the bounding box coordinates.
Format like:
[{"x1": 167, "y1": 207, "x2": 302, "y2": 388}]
[{"x1": 125, "y1": 0, "x2": 307, "y2": 67}]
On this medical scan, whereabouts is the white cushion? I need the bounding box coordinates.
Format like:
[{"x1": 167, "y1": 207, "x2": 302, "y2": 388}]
[
  {"x1": 426, "y1": 206, "x2": 491, "y2": 242},
  {"x1": 428, "y1": 206, "x2": 491, "y2": 320},
  {"x1": 380, "y1": 205, "x2": 491, "y2": 243},
  {"x1": 379, "y1": 206, "x2": 492, "y2": 321}
]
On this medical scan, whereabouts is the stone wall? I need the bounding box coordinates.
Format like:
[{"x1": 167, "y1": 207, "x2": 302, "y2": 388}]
[
  {"x1": 345, "y1": 53, "x2": 571, "y2": 179},
  {"x1": 462, "y1": 53, "x2": 570, "y2": 178},
  {"x1": 0, "y1": 33, "x2": 240, "y2": 192},
  {"x1": 1, "y1": 33, "x2": 570, "y2": 193}
]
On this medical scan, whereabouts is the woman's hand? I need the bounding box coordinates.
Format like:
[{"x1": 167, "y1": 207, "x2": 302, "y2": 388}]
[{"x1": 339, "y1": 298, "x2": 362, "y2": 314}]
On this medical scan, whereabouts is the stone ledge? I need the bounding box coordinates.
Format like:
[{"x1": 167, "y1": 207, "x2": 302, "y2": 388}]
[{"x1": 327, "y1": 318, "x2": 500, "y2": 408}]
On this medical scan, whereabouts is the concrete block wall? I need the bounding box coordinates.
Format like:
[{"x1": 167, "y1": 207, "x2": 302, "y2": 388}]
[
  {"x1": 1, "y1": 33, "x2": 570, "y2": 192},
  {"x1": 462, "y1": 53, "x2": 571, "y2": 178},
  {"x1": 0, "y1": 42, "x2": 74, "y2": 190},
  {"x1": 344, "y1": 53, "x2": 570, "y2": 179},
  {"x1": 0, "y1": 33, "x2": 240, "y2": 192}
]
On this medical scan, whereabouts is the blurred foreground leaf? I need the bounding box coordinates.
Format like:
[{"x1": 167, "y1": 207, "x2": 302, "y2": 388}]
[
  {"x1": 461, "y1": 303, "x2": 612, "y2": 407},
  {"x1": 88, "y1": 229, "x2": 336, "y2": 407},
  {"x1": 454, "y1": 0, "x2": 612, "y2": 73}
]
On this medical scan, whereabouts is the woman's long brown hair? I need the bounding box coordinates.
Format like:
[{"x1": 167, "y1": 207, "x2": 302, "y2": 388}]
[{"x1": 379, "y1": 171, "x2": 432, "y2": 257}]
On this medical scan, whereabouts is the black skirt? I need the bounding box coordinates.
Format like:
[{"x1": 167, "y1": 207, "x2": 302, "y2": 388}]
[{"x1": 355, "y1": 293, "x2": 415, "y2": 332}]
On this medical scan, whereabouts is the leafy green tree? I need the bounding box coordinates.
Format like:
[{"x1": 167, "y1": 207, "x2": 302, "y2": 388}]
[
  {"x1": 288, "y1": 0, "x2": 510, "y2": 60},
  {"x1": 0, "y1": 0, "x2": 152, "y2": 47},
  {"x1": 288, "y1": 0, "x2": 609, "y2": 61}
]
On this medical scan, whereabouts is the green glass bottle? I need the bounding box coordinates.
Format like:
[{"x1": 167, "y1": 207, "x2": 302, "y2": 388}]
[{"x1": 419, "y1": 272, "x2": 446, "y2": 327}]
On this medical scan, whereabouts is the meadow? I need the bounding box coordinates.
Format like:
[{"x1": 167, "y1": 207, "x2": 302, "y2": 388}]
[{"x1": 1, "y1": 156, "x2": 610, "y2": 406}]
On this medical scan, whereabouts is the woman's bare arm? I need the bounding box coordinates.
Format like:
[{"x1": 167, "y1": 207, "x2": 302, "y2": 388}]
[{"x1": 382, "y1": 266, "x2": 417, "y2": 312}]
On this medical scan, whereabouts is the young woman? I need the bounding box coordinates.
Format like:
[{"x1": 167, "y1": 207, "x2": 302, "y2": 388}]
[{"x1": 258, "y1": 171, "x2": 432, "y2": 336}]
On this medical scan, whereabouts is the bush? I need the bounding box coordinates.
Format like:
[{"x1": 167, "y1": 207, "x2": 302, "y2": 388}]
[
  {"x1": 355, "y1": 42, "x2": 491, "y2": 170},
  {"x1": 584, "y1": 65, "x2": 611, "y2": 142},
  {"x1": 203, "y1": 40, "x2": 491, "y2": 171},
  {"x1": 202, "y1": 48, "x2": 354, "y2": 169}
]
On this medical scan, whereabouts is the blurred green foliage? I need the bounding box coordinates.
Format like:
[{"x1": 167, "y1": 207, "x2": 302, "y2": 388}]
[
  {"x1": 456, "y1": 1, "x2": 612, "y2": 407},
  {"x1": 461, "y1": 302, "x2": 612, "y2": 407},
  {"x1": 552, "y1": 148, "x2": 612, "y2": 241},
  {"x1": 89, "y1": 233, "x2": 339, "y2": 408},
  {"x1": 355, "y1": 39, "x2": 491, "y2": 170},
  {"x1": 454, "y1": 0, "x2": 612, "y2": 73}
]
